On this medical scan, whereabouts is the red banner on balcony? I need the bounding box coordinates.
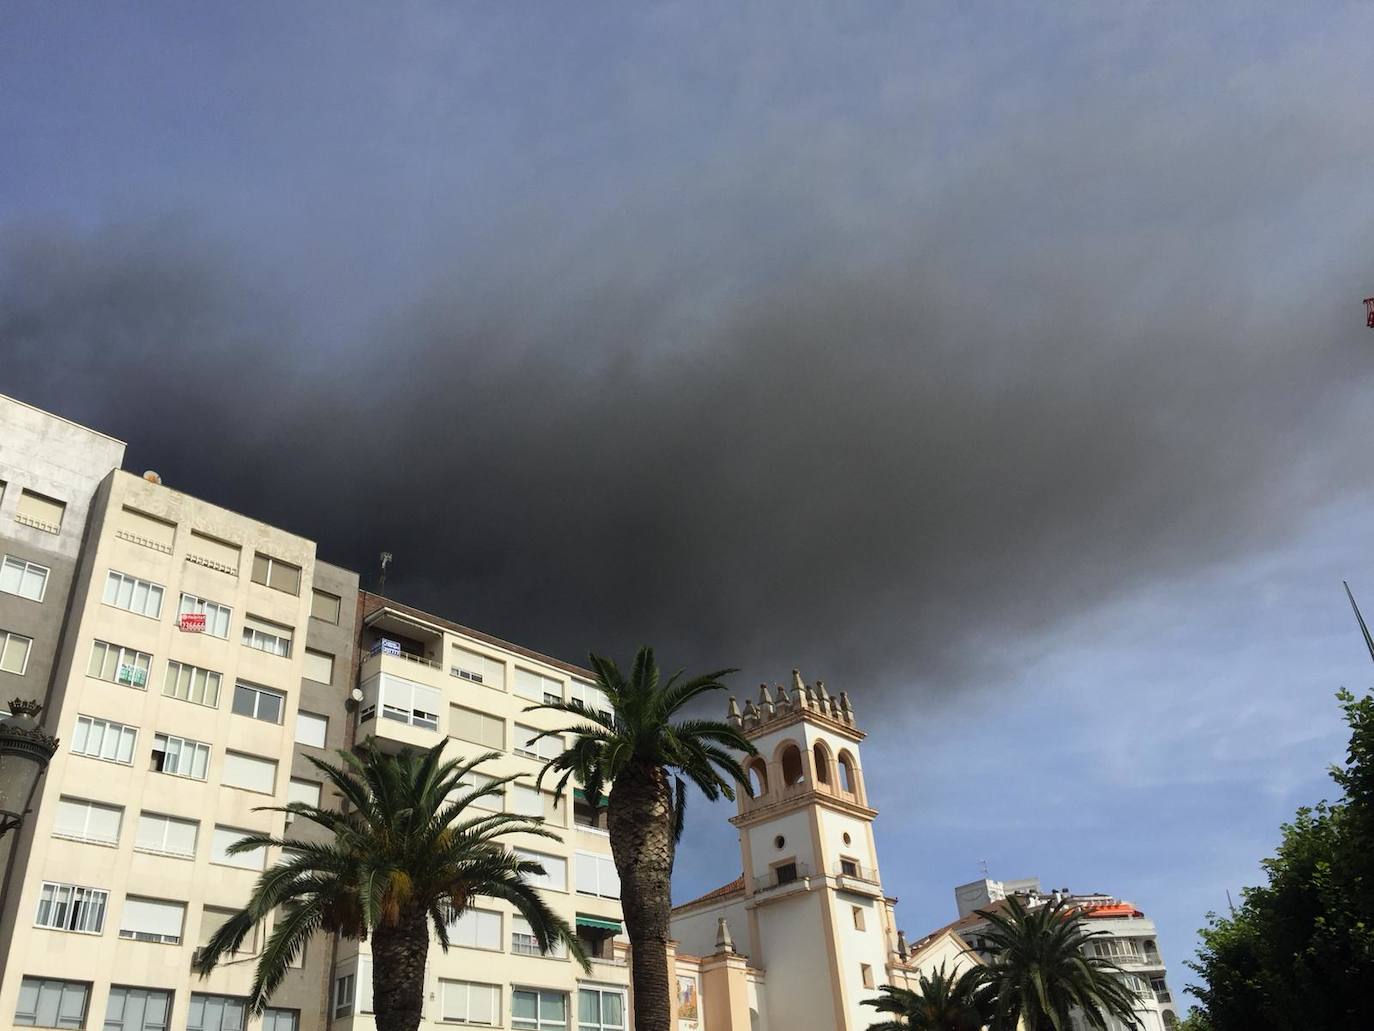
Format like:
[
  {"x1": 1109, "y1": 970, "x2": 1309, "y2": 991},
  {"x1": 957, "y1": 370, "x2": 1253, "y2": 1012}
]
[{"x1": 178, "y1": 612, "x2": 206, "y2": 632}]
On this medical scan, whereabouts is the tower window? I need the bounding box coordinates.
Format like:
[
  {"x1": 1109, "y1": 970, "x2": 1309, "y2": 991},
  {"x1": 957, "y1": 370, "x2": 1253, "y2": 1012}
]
[
  {"x1": 774, "y1": 862, "x2": 798, "y2": 886},
  {"x1": 838, "y1": 753, "x2": 857, "y2": 795},
  {"x1": 746, "y1": 758, "x2": 769, "y2": 795},
  {"x1": 852, "y1": 906, "x2": 865, "y2": 931},
  {"x1": 773, "y1": 835, "x2": 786, "y2": 850},
  {"x1": 813, "y1": 742, "x2": 831, "y2": 784},
  {"x1": 861, "y1": 964, "x2": 875, "y2": 989},
  {"x1": 780, "y1": 745, "x2": 804, "y2": 786}
]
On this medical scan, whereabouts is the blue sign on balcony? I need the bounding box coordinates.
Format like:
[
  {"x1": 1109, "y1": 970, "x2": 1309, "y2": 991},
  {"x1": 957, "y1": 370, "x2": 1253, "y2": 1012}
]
[{"x1": 370, "y1": 638, "x2": 402, "y2": 657}]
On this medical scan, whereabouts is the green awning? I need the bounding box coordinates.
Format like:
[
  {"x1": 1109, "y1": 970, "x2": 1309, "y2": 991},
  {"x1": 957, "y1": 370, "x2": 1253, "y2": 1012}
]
[
  {"x1": 573, "y1": 789, "x2": 609, "y2": 808},
  {"x1": 576, "y1": 915, "x2": 622, "y2": 933}
]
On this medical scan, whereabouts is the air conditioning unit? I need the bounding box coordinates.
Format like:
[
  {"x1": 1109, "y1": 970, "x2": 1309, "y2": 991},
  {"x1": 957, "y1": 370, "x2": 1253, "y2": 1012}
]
[{"x1": 191, "y1": 947, "x2": 206, "y2": 967}]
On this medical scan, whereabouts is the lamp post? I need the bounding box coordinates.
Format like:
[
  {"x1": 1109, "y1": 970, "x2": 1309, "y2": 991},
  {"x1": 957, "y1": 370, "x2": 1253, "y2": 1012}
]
[{"x1": 0, "y1": 698, "x2": 59, "y2": 840}]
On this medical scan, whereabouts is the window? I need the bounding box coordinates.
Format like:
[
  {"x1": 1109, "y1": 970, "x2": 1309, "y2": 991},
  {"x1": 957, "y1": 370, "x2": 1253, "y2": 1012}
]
[
  {"x1": 16, "y1": 488, "x2": 65, "y2": 534},
  {"x1": 1, "y1": 555, "x2": 49, "y2": 601},
  {"x1": 311, "y1": 588, "x2": 341, "y2": 623},
  {"x1": 576, "y1": 851, "x2": 620, "y2": 899},
  {"x1": 187, "y1": 530, "x2": 241, "y2": 576},
  {"x1": 87, "y1": 640, "x2": 152, "y2": 687},
  {"x1": 242, "y1": 614, "x2": 292, "y2": 657},
  {"x1": 440, "y1": 980, "x2": 501, "y2": 1025},
  {"x1": 71, "y1": 715, "x2": 137, "y2": 764},
  {"x1": 451, "y1": 705, "x2": 504, "y2": 749},
  {"x1": 451, "y1": 645, "x2": 505, "y2": 688},
  {"x1": 53, "y1": 796, "x2": 123, "y2": 845},
  {"x1": 1151, "y1": 977, "x2": 1172, "y2": 1004},
  {"x1": 303, "y1": 648, "x2": 334, "y2": 683},
  {"x1": 103, "y1": 570, "x2": 164, "y2": 618},
  {"x1": 14, "y1": 977, "x2": 89, "y2": 1028},
  {"x1": 118, "y1": 896, "x2": 185, "y2": 944},
  {"x1": 34, "y1": 881, "x2": 108, "y2": 934},
  {"x1": 774, "y1": 862, "x2": 798, "y2": 886},
  {"x1": 211, "y1": 825, "x2": 265, "y2": 870},
  {"x1": 200, "y1": 906, "x2": 260, "y2": 956},
  {"x1": 569, "y1": 680, "x2": 612, "y2": 718},
  {"x1": 116, "y1": 507, "x2": 175, "y2": 552},
  {"x1": 852, "y1": 906, "x2": 865, "y2": 931},
  {"x1": 294, "y1": 710, "x2": 328, "y2": 748},
  {"x1": 1093, "y1": 938, "x2": 1141, "y2": 960},
  {"x1": 359, "y1": 673, "x2": 441, "y2": 730},
  {"x1": 579, "y1": 988, "x2": 626, "y2": 1031},
  {"x1": 513, "y1": 989, "x2": 567, "y2": 1030},
  {"x1": 515, "y1": 668, "x2": 562, "y2": 703},
  {"x1": 135, "y1": 812, "x2": 199, "y2": 858},
  {"x1": 447, "y1": 906, "x2": 502, "y2": 950},
  {"x1": 512, "y1": 914, "x2": 567, "y2": 957},
  {"x1": 839, "y1": 858, "x2": 860, "y2": 878},
  {"x1": 222, "y1": 751, "x2": 277, "y2": 794},
  {"x1": 455, "y1": 770, "x2": 504, "y2": 811},
  {"x1": 178, "y1": 593, "x2": 232, "y2": 638},
  {"x1": 252, "y1": 553, "x2": 300, "y2": 595},
  {"x1": 515, "y1": 848, "x2": 567, "y2": 892},
  {"x1": 232, "y1": 681, "x2": 285, "y2": 723},
  {"x1": 287, "y1": 778, "x2": 322, "y2": 809},
  {"x1": 163, "y1": 660, "x2": 222, "y2": 707},
  {"x1": 514, "y1": 723, "x2": 562, "y2": 761},
  {"x1": 333, "y1": 974, "x2": 355, "y2": 1018},
  {"x1": 151, "y1": 733, "x2": 210, "y2": 780},
  {"x1": 861, "y1": 963, "x2": 875, "y2": 989},
  {"x1": 103, "y1": 987, "x2": 172, "y2": 1031},
  {"x1": 261, "y1": 1010, "x2": 298, "y2": 1031},
  {"x1": 187, "y1": 994, "x2": 247, "y2": 1031},
  {"x1": 1, "y1": 629, "x2": 32, "y2": 674},
  {"x1": 512, "y1": 784, "x2": 545, "y2": 819}
]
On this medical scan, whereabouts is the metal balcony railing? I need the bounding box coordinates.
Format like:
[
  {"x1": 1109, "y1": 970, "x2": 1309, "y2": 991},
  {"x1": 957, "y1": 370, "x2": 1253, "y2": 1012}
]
[
  {"x1": 368, "y1": 639, "x2": 441, "y2": 669},
  {"x1": 834, "y1": 862, "x2": 880, "y2": 884},
  {"x1": 757, "y1": 862, "x2": 810, "y2": 892}
]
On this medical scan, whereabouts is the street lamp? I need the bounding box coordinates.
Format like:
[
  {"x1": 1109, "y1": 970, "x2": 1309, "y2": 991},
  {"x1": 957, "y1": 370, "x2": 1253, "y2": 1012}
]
[{"x1": 0, "y1": 699, "x2": 59, "y2": 839}]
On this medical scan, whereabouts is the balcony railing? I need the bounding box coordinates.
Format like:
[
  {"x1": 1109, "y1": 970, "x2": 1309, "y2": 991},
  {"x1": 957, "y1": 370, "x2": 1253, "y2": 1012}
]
[
  {"x1": 186, "y1": 552, "x2": 238, "y2": 576},
  {"x1": 369, "y1": 639, "x2": 441, "y2": 670},
  {"x1": 757, "y1": 862, "x2": 810, "y2": 893},
  {"x1": 15, "y1": 513, "x2": 60, "y2": 534},
  {"x1": 114, "y1": 528, "x2": 173, "y2": 554},
  {"x1": 834, "y1": 862, "x2": 880, "y2": 884}
]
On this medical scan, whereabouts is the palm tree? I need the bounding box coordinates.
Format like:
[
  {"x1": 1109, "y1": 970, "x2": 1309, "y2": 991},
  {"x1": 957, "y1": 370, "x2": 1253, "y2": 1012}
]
[
  {"x1": 977, "y1": 895, "x2": 1143, "y2": 1031},
  {"x1": 527, "y1": 646, "x2": 756, "y2": 1031},
  {"x1": 863, "y1": 962, "x2": 992, "y2": 1030},
  {"x1": 194, "y1": 741, "x2": 586, "y2": 1031}
]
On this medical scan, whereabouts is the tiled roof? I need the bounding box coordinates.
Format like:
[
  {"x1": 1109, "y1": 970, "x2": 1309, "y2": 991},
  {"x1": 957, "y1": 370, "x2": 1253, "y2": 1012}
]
[{"x1": 673, "y1": 875, "x2": 746, "y2": 912}]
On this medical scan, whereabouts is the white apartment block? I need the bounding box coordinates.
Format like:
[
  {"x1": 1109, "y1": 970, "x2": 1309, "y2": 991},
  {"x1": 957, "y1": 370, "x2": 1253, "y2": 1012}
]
[{"x1": 942, "y1": 877, "x2": 1179, "y2": 1030}]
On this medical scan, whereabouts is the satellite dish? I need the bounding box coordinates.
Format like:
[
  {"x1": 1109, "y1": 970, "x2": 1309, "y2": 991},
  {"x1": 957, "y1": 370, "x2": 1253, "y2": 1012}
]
[{"x1": 143, "y1": 470, "x2": 162, "y2": 485}]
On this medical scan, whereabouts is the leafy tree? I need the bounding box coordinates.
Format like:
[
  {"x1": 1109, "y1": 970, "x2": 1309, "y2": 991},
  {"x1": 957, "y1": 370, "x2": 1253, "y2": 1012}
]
[
  {"x1": 1187, "y1": 690, "x2": 1374, "y2": 1029},
  {"x1": 863, "y1": 962, "x2": 992, "y2": 1030},
  {"x1": 529, "y1": 646, "x2": 756, "y2": 1031},
  {"x1": 194, "y1": 741, "x2": 586, "y2": 1031},
  {"x1": 977, "y1": 895, "x2": 1143, "y2": 1030}
]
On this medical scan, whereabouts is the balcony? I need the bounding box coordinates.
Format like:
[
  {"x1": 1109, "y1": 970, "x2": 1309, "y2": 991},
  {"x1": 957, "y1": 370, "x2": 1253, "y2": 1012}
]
[
  {"x1": 755, "y1": 862, "x2": 811, "y2": 894},
  {"x1": 356, "y1": 668, "x2": 444, "y2": 752}
]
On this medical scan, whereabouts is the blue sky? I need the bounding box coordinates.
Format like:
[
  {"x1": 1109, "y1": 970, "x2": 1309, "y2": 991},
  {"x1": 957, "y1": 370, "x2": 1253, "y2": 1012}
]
[{"x1": 5, "y1": 2, "x2": 1374, "y2": 1010}]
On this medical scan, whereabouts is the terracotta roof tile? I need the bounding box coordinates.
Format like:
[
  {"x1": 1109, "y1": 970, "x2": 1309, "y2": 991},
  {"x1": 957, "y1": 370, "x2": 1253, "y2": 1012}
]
[{"x1": 673, "y1": 875, "x2": 745, "y2": 912}]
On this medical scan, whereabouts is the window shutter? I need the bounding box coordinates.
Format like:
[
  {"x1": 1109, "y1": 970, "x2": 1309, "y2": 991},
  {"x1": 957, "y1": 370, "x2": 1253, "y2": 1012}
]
[
  {"x1": 222, "y1": 752, "x2": 277, "y2": 794},
  {"x1": 212, "y1": 826, "x2": 264, "y2": 870},
  {"x1": 120, "y1": 897, "x2": 185, "y2": 939},
  {"x1": 294, "y1": 711, "x2": 328, "y2": 748},
  {"x1": 303, "y1": 649, "x2": 334, "y2": 683}
]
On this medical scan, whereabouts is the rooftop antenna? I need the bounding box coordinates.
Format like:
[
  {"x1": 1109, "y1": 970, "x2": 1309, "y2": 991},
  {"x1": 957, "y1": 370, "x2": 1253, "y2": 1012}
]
[
  {"x1": 1342, "y1": 581, "x2": 1374, "y2": 664},
  {"x1": 979, "y1": 859, "x2": 990, "y2": 878},
  {"x1": 378, "y1": 551, "x2": 393, "y2": 593}
]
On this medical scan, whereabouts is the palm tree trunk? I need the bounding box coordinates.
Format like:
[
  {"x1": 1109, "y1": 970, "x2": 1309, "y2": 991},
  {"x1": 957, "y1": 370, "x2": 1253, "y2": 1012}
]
[
  {"x1": 609, "y1": 762, "x2": 675, "y2": 1031},
  {"x1": 370, "y1": 906, "x2": 430, "y2": 1031}
]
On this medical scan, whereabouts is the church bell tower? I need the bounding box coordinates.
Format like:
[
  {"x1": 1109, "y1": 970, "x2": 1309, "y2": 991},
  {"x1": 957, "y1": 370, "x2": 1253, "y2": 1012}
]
[{"x1": 721, "y1": 670, "x2": 896, "y2": 1030}]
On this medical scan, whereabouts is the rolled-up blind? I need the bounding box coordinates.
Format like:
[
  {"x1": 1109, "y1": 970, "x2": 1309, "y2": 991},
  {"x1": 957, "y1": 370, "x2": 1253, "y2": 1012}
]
[{"x1": 120, "y1": 896, "x2": 185, "y2": 939}]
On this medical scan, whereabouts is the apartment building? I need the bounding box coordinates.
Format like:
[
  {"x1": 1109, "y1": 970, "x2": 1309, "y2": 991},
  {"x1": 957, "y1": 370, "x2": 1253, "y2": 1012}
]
[
  {"x1": 329, "y1": 595, "x2": 629, "y2": 1031},
  {"x1": 0, "y1": 454, "x2": 360, "y2": 1031},
  {"x1": 932, "y1": 877, "x2": 1180, "y2": 1030}
]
